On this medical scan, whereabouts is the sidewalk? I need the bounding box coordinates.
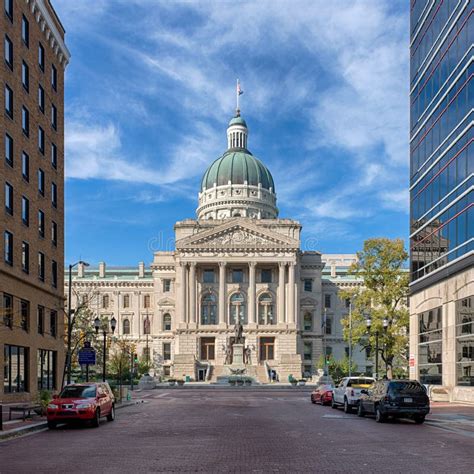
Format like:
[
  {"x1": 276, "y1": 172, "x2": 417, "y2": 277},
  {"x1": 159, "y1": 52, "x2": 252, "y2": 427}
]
[{"x1": 426, "y1": 401, "x2": 474, "y2": 437}]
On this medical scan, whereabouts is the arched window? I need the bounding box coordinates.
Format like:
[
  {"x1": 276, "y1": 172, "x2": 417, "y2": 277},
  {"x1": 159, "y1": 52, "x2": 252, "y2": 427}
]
[
  {"x1": 163, "y1": 313, "x2": 171, "y2": 331},
  {"x1": 258, "y1": 293, "x2": 274, "y2": 325},
  {"x1": 123, "y1": 319, "x2": 130, "y2": 335},
  {"x1": 230, "y1": 292, "x2": 246, "y2": 325},
  {"x1": 303, "y1": 312, "x2": 312, "y2": 331},
  {"x1": 143, "y1": 317, "x2": 151, "y2": 335},
  {"x1": 102, "y1": 294, "x2": 109, "y2": 309},
  {"x1": 201, "y1": 293, "x2": 217, "y2": 325}
]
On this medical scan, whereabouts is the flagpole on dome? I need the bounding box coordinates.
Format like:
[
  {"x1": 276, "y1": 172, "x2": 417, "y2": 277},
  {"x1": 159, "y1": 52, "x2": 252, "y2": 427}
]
[{"x1": 236, "y1": 78, "x2": 243, "y2": 117}]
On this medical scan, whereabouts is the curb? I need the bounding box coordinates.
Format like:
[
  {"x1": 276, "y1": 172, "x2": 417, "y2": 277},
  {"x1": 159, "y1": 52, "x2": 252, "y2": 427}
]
[{"x1": 0, "y1": 421, "x2": 47, "y2": 442}]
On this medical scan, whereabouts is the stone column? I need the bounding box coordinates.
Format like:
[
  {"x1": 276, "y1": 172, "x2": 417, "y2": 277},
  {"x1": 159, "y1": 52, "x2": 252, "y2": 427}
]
[
  {"x1": 278, "y1": 262, "x2": 286, "y2": 324},
  {"x1": 288, "y1": 263, "x2": 295, "y2": 325},
  {"x1": 219, "y1": 262, "x2": 226, "y2": 326},
  {"x1": 189, "y1": 262, "x2": 196, "y2": 325},
  {"x1": 248, "y1": 262, "x2": 256, "y2": 325},
  {"x1": 178, "y1": 262, "x2": 187, "y2": 324}
]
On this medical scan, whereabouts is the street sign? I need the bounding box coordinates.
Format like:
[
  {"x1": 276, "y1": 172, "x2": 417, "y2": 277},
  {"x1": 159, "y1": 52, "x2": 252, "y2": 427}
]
[{"x1": 78, "y1": 346, "x2": 96, "y2": 365}]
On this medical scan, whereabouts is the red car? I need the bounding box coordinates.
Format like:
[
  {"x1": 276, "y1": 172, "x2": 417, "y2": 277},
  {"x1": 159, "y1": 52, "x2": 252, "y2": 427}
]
[
  {"x1": 311, "y1": 384, "x2": 334, "y2": 405},
  {"x1": 47, "y1": 382, "x2": 115, "y2": 428}
]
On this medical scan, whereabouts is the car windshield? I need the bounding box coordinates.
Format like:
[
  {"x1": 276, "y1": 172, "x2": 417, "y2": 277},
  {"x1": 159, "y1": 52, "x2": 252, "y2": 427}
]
[
  {"x1": 347, "y1": 378, "x2": 373, "y2": 387},
  {"x1": 389, "y1": 381, "x2": 425, "y2": 394},
  {"x1": 60, "y1": 385, "x2": 97, "y2": 398}
]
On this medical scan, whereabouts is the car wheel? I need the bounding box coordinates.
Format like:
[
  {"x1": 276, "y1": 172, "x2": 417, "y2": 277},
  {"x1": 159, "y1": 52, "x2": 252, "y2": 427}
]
[
  {"x1": 91, "y1": 409, "x2": 100, "y2": 428},
  {"x1": 357, "y1": 403, "x2": 365, "y2": 417},
  {"x1": 107, "y1": 405, "x2": 115, "y2": 422},
  {"x1": 344, "y1": 398, "x2": 352, "y2": 414},
  {"x1": 47, "y1": 421, "x2": 56, "y2": 429},
  {"x1": 375, "y1": 406, "x2": 386, "y2": 423},
  {"x1": 413, "y1": 415, "x2": 425, "y2": 424},
  {"x1": 331, "y1": 398, "x2": 337, "y2": 409}
]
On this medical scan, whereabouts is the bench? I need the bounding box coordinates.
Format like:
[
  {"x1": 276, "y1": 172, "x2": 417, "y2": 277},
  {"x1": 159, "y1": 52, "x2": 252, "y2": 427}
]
[{"x1": 9, "y1": 404, "x2": 41, "y2": 421}]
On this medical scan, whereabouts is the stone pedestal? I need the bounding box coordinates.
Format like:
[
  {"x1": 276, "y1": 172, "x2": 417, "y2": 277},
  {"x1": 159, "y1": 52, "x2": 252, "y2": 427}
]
[{"x1": 232, "y1": 344, "x2": 244, "y2": 366}]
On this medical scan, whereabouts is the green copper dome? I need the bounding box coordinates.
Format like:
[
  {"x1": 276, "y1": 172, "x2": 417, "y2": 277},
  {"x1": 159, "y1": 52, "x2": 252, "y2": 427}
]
[
  {"x1": 228, "y1": 116, "x2": 247, "y2": 127},
  {"x1": 201, "y1": 150, "x2": 275, "y2": 191}
]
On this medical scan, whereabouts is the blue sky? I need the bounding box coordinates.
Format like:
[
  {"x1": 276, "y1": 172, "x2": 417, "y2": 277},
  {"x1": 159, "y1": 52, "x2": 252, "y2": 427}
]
[{"x1": 54, "y1": 0, "x2": 409, "y2": 267}]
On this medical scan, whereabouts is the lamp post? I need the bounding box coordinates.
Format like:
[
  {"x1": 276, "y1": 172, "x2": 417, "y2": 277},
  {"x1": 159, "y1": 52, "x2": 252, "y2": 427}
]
[
  {"x1": 94, "y1": 316, "x2": 117, "y2": 382},
  {"x1": 65, "y1": 260, "x2": 89, "y2": 386},
  {"x1": 323, "y1": 307, "x2": 328, "y2": 376},
  {"x1": 144, "y1": 314, "x2": 150, "y2": 371},
  {"x1": 366, "y1": 316, "x2": 389, "y2": 380},
  {"x1": 348, "y1": 299, "x2": 353, "y2": 377}
]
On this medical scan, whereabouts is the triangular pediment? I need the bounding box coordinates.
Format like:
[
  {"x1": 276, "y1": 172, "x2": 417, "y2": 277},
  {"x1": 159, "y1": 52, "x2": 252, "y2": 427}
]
[{"x1": 176, "y1": 220, "x2": 299, "y2": 251}]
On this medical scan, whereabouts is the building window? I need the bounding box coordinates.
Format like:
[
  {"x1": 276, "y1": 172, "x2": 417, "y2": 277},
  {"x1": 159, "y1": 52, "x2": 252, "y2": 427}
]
[
  {"x1": 304, "y1": 279, "x2": 313, "y2": 292},
  {"x1": 38, "y1": 43, "x2": 44, "y2": 71},
  {"x1": 261, "y1": 269, "x2": 272, "y2": 283},
  {"x1": 2, "y1": 293, "x2": 13, "y2": 328},
  {"x1": 102, "y1": 294, "x2": 109, "y2": 309},
  {"x1": 38, "y1": 85, "x2": 45, "y2": 112},
  {"x1": 22, "y1": 61, "x2": 29, "y2": 91},
  {"x1": 51, "y1": 221, "x2": 57, "y2": 246},
  {"x1": 20, "y1": 299, "x2": 29, "y2": 331},
  {"x1": 203, "y1": 269, "x2": 214, "y2": 283},
  {"x1": 122, "y1": 319, "x2": 130, "y2": 335},
  {"x1": 419, "y1": 307, "x2": 442, "y2": 385},
  {"x1": 38, "y1": 126, "x2": 45, "y2": 154},
  {"x1": 22, "y1": 152, "x2": 29, "y2": 181},
  {"x1": 259, "y1": 337, "x2": 275, "y2": 361},
  {"x1": 163, "y1": 342, "x2": 171, "y2": 361},
  {"x1": 5, "y1": 182, "x2": 13, "y2": 214},
  {"x1": 303, "y1": 312, "x2": 313, "y2": 331},
  {"x1": 4, "y1": 230, "x2": 13, "y2": 265},
  {"x1": 201, "y1": 293, "x2": 217, "y2": 325},
  {"x1": 5, "y1": 133, "x2": 13, "y2": 166},
  {"x1": 303, "y1": 341, "x2": 312, "y2": 361},
  {"x1": 123, "y1": 294, "x2": 130, "y2": 308},
  {"x1": 21, "y1": 241, "x2": 29, "y2": 273},
  {"x1": 4, "y1": 0, "x2": 13, "y2": 21},
  {"x1": 258, "y1": 292, "x2": 275, "y2": 325},
  {"x1": 162, "y1": 279, "x2": 171, "y2": 292},
  {"x1": 50, "y1": 310, "x2": 57, "y2": 337},
  {"x1": 200, "y1": 337, "x2": 215, "y2": 360},
  {"x1": 51, "y1": 64, "x2": 57, "y2": 91},
  {"x1": 143, "y1": 317, "x2": 151, "y2": 335},
  {"x1": 163, "y1": 366, "x2": 170, "y2": 376},
  {"x1": 143, "y1": 294, "x2": 150, "y2": 308},
  {"x1": 456, "y1": 296, "x2": 473, "y2": 386},
  {"x1": 5, "y1": 84, "x2": 13, "y2": 117},
  {"x1": 365, "y1": 346, "x2": 371, "y2": 359},
  {"x1": 4, "y1": 345, "x2": 28, "y2": 393},
  {"x1": 324, "y1": 294, "x2": 331, "y2": 308},
  {"x1": 51, "y1": 182, "x2": 57, "y2": 208},
  {"x1": 21, "y1": 15, "x2": 29, "y2": 47},
  {"x1": 163, "y1": 313, "x2": 171, "y2": 331},
  {"x1": 22, "y1": 106, "x2": 29, "y2": 136},
  {"x1": 37, "y1": 349, "x2": 56, "y2": 390},
  {"x1": 4, "y1": 35, "x2": 13, "y2": 69},
  {"x1": 37, "y1": 305, "x2": 45, "y2": 334},
  {"x1": 51, "y1": 104, "x2": 57, "y2": 130},
  {"x1": 38, "y1": 210, "x2": 45, "y2": 237},
  {"x1": 345, "y1": 347, "x2": 350, "y2": 357},
  {"x1": 38, "y1": 169, "x2": 45, "y2": 195},
  {"x1": 232, "y1": 269, "x2": 243, "y2": 283},
  {"x1": 51, "y1": 260, "x2": 57, "y2": 288},
  {"x1": 38, "y1": 252, "x2": 45, "y2": 281},
  {"x1": 325, "y1": 316, "x2": 332, "y2": 335},
  {"x1": 345, "y1": 298, "x2": 351, "y2": 308},
  {"x1": 21, "y1": 196, "x2": 29, "y2": 226},
  {"x1": 229, "y1": 292, "x2": 246, "y2": 325},
  {"x1": 51, "y1": 143, "x2": 57, "y2": 168},
  {"x1": 325, "y1": 346, "x2": 333, "y2": 357}
]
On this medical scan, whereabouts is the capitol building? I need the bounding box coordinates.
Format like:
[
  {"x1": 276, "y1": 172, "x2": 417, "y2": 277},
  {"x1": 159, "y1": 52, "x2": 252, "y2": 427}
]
[{"x1": 68, "y1": 111, "x2": 370, "y2": 382}]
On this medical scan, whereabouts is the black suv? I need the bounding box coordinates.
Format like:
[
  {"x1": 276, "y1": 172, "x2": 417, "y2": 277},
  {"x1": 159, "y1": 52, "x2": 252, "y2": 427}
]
[{"x1": 358, "y1": 380, "x2": 430, "y2": 424}]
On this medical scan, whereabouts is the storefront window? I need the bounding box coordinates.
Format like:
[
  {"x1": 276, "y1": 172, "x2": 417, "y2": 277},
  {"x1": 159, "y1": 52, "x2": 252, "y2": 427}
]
[
  {"x1": 37, "y1": 349, "x2": 56, "y2": 390},
  {"x1": 418, "y1": 307, "x2": 442, "y2": 385},
  {"x1": 4, "y1": 345, "x2": 28, "y2": 393},
  {"x1": 456, "y1": 296, "x2": 474, "y2": 386}
]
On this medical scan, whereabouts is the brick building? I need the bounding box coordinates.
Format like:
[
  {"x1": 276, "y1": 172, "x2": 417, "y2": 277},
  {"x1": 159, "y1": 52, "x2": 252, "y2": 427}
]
[{"x1": 1, "y1": 0, "x2": 69, "y2": 402}]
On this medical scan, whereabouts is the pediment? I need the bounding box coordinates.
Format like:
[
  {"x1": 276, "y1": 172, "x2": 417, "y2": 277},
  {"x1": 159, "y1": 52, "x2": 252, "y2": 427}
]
[
  {"x1": 300, "y1": 297, "x2": 318, "y2": 307},
  {"x1": 158, "y1": 297, "x2": 175, "y2": 306},
  {"x1": 176, "y1": 220, "x2": 299, "y2": 251}
]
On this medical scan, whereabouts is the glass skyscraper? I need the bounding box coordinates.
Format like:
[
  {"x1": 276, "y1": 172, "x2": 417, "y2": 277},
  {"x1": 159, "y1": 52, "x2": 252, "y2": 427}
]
[{"x1": 409, "y1": 1, "x2": 473, "y2": 399}]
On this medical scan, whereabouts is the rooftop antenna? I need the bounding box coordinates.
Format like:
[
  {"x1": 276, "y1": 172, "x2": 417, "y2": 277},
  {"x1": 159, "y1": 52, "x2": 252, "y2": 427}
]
[{"x1": 236, "y1": 78, "x2": 243, "y2": 116}]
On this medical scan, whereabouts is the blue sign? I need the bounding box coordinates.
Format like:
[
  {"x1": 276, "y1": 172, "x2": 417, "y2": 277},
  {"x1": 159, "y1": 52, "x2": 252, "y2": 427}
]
[{"x1": 78, "y1": 347, "x2": 96, "y2": 365}]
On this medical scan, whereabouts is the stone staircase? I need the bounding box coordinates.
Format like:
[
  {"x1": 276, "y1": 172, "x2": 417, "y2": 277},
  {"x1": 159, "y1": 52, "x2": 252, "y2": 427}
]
[{"x1": 210, "y1": 364, "x2": 270, "y2": 384}]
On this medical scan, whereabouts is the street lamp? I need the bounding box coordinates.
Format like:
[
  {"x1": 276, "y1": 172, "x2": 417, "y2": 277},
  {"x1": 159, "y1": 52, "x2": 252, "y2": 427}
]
[
  {"x1": 366, "y1": 316, "x2": 389, "y2": 380},
  {"x1": 65, "y1": 260, "x2": 89, "y2": 386},
  {"x1": 94, "y1": 316, "x2": 117, "y2": 382},
  {"x1": 348, "y1": 298, "x2": 353, "y2": 377}
]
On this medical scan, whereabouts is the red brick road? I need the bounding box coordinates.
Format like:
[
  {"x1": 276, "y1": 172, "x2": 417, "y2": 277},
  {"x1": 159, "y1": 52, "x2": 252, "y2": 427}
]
[{"x1": 1, "y1": 390, "x2": 473, "y2": 473}]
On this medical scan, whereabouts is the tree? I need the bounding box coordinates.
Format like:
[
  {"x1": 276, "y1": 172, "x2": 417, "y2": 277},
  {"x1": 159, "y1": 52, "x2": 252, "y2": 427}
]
[
  {"x1": 340, "y1": 238, "x2": 409, "y2": 380},
  {"x1": 316, "y1": 355, "x2": 358, "y2": 383}
]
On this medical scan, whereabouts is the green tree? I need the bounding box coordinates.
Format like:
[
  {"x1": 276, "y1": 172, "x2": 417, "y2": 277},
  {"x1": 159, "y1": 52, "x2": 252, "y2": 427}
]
[
  {"x1": 340, "y1": 238, "x2": 409, "y2": 380},
  {"x1": 316, "y1": 355, "x2": 358, "y2": 384}
]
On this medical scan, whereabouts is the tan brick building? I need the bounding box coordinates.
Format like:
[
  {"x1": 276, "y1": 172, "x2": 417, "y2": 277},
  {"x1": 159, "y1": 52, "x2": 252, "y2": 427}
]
[{"x1": 1, "y1": 0, "x2": 69, "y2": 402}]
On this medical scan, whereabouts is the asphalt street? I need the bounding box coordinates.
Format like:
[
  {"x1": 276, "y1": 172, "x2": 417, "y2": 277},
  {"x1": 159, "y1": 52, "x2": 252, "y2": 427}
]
[{"x1": 1, "y1": 389, "x2": 473, "y2": 473}]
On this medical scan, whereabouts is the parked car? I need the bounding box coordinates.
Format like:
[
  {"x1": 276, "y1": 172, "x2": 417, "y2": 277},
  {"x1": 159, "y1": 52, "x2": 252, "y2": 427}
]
[
  {"x1": 332, "y1": 377, "x2": 375, "y2": 413},
  {"x1": 47, "y1": 382, "x2": 115, "y2": 428},
  {"x1": 358, "y1": 379, "x2": 430, "y2": 424},
  {"x1": 311, "y1": 384, "x2": 334, "y2": 405}
]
